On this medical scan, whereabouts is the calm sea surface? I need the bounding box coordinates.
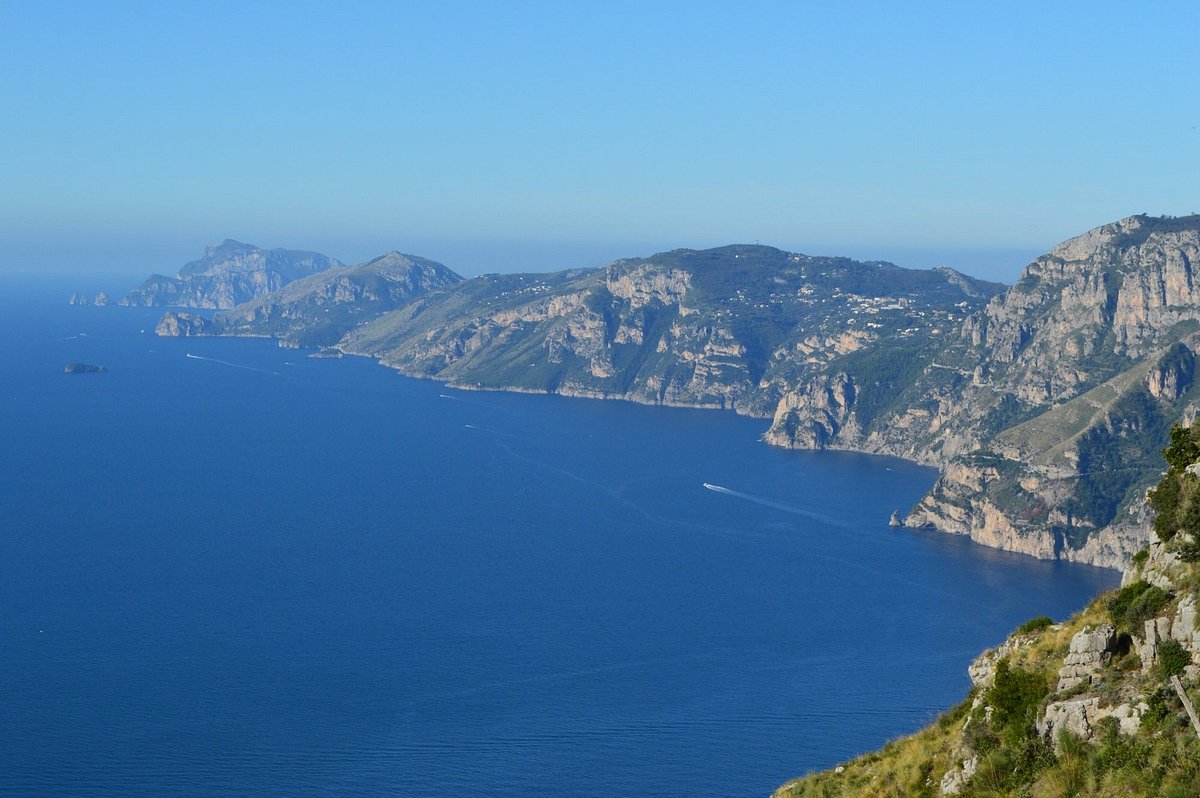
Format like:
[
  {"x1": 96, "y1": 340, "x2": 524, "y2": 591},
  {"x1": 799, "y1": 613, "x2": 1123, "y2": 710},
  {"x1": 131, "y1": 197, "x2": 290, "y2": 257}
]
[{"x1": 0, "y1": 276, "x2": 1116, "y2": 796}]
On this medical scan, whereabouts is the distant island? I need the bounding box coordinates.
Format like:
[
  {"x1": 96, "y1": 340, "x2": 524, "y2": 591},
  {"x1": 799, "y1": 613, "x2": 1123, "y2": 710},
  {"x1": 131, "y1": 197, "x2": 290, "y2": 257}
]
[
  {"x1": 114, "y1": 214, "x2": 1200, "y2": 570},
  {"x1": 67, "y1": 292, "x2": 108, "y2": 306},
  {"x1": 63, "y1": 362, "x2": 107, "y2": 374}
]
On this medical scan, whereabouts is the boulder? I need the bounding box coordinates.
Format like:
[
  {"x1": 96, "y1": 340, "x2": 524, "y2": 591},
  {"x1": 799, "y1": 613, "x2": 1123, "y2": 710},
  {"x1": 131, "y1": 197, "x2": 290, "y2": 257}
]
[{"x1": 1056, "y1": 624, "x2": 1117, "y2": 691}]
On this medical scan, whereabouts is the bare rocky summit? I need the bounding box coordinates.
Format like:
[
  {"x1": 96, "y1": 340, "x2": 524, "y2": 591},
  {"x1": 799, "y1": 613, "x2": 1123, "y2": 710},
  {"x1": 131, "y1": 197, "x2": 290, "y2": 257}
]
[{"x1": 121, "y1": 239, "x2": 344, "y2": 309}]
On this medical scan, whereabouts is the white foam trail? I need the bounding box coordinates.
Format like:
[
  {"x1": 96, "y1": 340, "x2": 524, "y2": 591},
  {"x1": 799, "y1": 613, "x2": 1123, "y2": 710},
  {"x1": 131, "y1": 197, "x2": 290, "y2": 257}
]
[
  {"x1": 185, "y1": 353, "x2": 279, "y2": 376},
  {"x1": 703, "y1": 483, "x2": 852, "y2": 529}
]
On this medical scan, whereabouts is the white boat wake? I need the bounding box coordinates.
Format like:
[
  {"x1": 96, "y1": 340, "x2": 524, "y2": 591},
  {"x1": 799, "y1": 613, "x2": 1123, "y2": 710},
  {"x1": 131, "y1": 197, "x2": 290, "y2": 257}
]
[
  {"x1": 185, "y1": 353, "x2": 279, "y2": 376},
  {"x1": 703, "y1": 483, "x2": 852, "y2": 529}
]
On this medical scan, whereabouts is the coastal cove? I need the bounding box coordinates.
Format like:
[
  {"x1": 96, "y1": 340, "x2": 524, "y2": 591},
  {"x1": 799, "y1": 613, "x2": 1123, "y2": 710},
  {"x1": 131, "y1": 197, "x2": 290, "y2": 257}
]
[{"x1": 2, "y1": 277, "x2": 1118, "y2": 796}]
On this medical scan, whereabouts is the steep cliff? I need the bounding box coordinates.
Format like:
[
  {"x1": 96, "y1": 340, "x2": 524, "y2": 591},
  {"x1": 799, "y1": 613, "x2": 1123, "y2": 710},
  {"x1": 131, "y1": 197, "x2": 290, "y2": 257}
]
[
  {"x1": 774, "y1": 432, "x2": 1200, "y2": 796},
  {"x1": 121, "y1": 239, "x2": 343, "y2": 309},
  {"x1": 181, "y1": 251, "x2": 464, "y2": 348},
  {"x1": 765, "y1": 215, "x2": 1200, "y2": 568},
  {"x1": 335, "y1": 246, "x2": 1000, "y2": 417}
]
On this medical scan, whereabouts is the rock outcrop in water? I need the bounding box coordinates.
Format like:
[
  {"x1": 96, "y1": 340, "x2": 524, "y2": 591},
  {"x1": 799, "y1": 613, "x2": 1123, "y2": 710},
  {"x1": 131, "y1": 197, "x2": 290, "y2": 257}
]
[
  {"x1": 139, "y1": 215, "x2": 1200, "y2": 568},
  {"x1": 63, "y1": 362, "x2": 106, "y2": 373}
]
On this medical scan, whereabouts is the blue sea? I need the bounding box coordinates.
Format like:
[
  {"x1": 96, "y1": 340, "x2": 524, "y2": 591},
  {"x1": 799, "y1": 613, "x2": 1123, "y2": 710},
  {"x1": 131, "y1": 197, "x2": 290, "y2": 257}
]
[{"x1": 0, "y1": 276, "x2": 1116, "y2": 796}]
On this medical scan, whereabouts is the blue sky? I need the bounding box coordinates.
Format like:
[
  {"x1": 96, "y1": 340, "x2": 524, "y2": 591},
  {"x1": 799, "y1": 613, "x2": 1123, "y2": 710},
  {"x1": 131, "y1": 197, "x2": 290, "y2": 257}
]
[{"x1": 1, "y1": 1, "x2": 1197, "y2": 281}]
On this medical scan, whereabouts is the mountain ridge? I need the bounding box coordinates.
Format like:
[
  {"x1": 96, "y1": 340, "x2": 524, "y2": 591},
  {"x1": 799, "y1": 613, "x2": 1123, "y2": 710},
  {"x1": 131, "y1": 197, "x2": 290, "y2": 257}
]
[
  {"x1": 120, "y1": 240, "x2": 345, "y2": 309},
  {"x1": 140, "y1": 215, "x2": 1200, "y2": 568}
]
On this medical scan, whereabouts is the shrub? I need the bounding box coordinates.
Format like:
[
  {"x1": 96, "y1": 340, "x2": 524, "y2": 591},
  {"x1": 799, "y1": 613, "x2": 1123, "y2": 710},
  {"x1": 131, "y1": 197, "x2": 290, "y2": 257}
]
[
  {"x1": 1164, "y1": 423, "x2": 1200, "y2": 470},
  {"x1": 1091, "y1": 717, "x2": 1151, "y2": 776},
  {"x1": 1132, "y1": 548, "x2": 1150, "y2": 568},
  {"x1": 1108, "y1": 580, "x2": 1172, "y2": 630},
  {"x1": 1016, "y1": 615, "x2": 1054, "y2": 635},
  {"x1": 1158, "y1": 639, "x2": 1192, "y2": 679},
  {"x1": 963, "y1": 708, "x2": 999, "y2": 755},
  {"x1": 1108, "y1": 580, "x2": 1151, "y2": 622},
  {"x1": 1149, "y1": 421, "x2": 1200, "y2": 541},
  {"x1": 986, "y1": 660, "x2": 1050, "y2": 746},
  {"x1": 1126, "y1": 585, "x2": 1174, "y2": 628},
  {"x1": 1177, "y1": 535, "x2": 1200, "y2": 563}
]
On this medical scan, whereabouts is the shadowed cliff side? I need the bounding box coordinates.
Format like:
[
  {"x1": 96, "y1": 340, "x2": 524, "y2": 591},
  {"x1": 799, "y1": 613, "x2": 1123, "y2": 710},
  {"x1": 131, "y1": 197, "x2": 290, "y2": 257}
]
[{"x1": 765, "y1": 215, "x2": 1200, "y2": 568}]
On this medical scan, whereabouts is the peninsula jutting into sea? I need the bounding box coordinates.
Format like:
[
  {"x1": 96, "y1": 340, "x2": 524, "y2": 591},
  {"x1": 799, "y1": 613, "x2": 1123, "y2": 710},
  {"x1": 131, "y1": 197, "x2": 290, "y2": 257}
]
[{"x1": 115, "y1": 214, "x2": 1200, "y2": 572}]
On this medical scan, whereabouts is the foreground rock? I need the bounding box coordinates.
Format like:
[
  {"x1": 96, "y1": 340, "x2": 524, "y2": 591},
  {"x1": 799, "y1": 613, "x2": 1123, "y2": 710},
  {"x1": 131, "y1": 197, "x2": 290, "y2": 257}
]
[{"x1": 773, "y1": 434, "x2": 1200, "y2": 797}]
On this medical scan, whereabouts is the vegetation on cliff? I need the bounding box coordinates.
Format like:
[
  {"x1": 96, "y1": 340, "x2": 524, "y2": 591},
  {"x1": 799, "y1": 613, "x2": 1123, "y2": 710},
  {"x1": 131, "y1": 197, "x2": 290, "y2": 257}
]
[{"x1": 774, "y1": 424, "x2": 1200, "y2": 798}]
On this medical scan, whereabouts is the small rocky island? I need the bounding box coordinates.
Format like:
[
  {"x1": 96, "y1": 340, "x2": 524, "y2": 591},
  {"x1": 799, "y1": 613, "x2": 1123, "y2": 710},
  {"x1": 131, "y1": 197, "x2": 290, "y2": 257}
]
[
  {"x1": 69, "y1": 291, "x2": 109, "y2": 306},
  {"x1": 63, "y1": 362, "x2": 107, "y2": 374}
]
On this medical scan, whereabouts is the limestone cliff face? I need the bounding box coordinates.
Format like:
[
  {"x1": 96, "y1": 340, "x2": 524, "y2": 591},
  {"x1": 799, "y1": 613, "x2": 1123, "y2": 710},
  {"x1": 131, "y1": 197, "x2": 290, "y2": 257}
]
[
  {"x1": 900, "y1": 457, "x2": 1155, "y2": 569},
  {"x1": 764, "y1": 373, "x2": 858, "y2": 449},
  {"x1": 211, "y1": 252, "x2": 462, "y2": 347},
  {"x1": 332, "y1": 246, "x2": 997, "y2": 417},
  {"x1": 902, "y1": 459, "x2": 1058, "y2": 561},
  {"x1": 343, "y1": 261, "x2": 766, "y2": 411},
  {"x1": 121, "y1": 240, "x2": 343, "y2": 309},
  {"x1": 764, "y1": 215, "x2": 1200, "y2": 568},
  {"x1": 155, "y1": 311, "x2": 216, "y2": 336}
]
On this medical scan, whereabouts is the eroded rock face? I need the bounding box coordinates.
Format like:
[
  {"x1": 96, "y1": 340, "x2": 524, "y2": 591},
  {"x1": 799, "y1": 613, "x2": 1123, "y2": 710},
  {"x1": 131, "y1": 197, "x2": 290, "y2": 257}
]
[
  {"x1": 1056, "y1": 625, "x2": 1117, "y2": 691},
  {"x1": 764, "y1": 216, "x2": 1200, "y2": 568},
  {"x1": 764, "y1": 374, "x2": 857, "y2": 449},
  {"x1": 1147, "y1": 345, "x2": 1195, "y2": 400},
  {"x1": 939, "y1": 755, "x2": 977, "y2": 796},
  {"x1": 1126, "y1": 539, "x2": 1188, "y2": 590},
  {"x1": 123, "y1": 240, "x2": 343, "y2": 309},
  {"x1": 605, "y1": 265, "x2": 691, "y2": 309},
  {"x1": 901, "y1": 459, "x2": 1059, "y2": 560},
  {"x1": 968, "y1": 635, "x2": 1036, "y2": 688},
  {"x1": 1037, "y1": 698, "x2": 1149, "y2": 742},
  {"x1": 1172, "y1": 595, "x2": 1200, "y2": 654},
  {"x1": 1038, "y1": 696, "x2": 1104, "y2": 740},
  {"x1": 155, "y1": 311, "x2": 215, "y2": 337}
]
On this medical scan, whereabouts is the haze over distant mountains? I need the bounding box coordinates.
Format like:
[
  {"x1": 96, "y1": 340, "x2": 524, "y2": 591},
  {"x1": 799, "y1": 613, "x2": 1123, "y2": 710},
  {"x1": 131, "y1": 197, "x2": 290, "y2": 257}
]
[{"x1": 119, "y1": 214, "x2": 1200, "y2": 569}]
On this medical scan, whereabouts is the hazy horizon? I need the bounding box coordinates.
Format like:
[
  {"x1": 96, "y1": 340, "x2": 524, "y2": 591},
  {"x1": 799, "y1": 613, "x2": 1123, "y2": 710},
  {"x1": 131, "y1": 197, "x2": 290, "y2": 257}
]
[
  {"x1": 3, "y1": 2, "x2": 1195, "y2": 289},
  {"x1": 2, "y1": 231, "x2": 1045, "y2": 289}
]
